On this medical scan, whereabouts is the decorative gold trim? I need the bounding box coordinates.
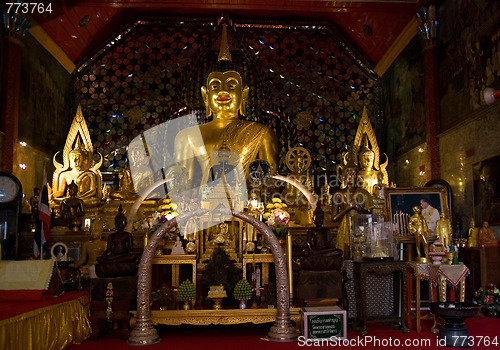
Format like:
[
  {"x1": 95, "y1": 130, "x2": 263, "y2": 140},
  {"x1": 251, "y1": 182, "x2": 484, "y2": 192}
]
[
  {"x1": 374, "y1": 17, "x2": 418, "y2": 77},
  {"x1": 29, "y1": 23, "x2": 75, "y2": 74},
  {"x1": 131, "y1": 308, "x2": 302, "y2": 327}
]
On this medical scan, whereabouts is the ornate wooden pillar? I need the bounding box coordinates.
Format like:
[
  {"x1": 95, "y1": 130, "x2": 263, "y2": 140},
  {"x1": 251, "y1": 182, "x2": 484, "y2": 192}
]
[
  {"x1": 1, "y1": 7, "x2": 31, "y2": 173},
  {"x1": 416, "y1": 4, "x2": 440, "y2": 180}
]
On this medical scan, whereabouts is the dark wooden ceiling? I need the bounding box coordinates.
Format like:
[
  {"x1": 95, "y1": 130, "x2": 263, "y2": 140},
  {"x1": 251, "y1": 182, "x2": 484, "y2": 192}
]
[{"x1": 32, "y1": 0, "x2": 433, "y2": 71}]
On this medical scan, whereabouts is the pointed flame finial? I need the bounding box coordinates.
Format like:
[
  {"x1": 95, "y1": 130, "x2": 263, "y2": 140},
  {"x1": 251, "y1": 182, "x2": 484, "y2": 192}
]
[{"x1": 218, "y1": 23, "x2": 232, "y2": 62}]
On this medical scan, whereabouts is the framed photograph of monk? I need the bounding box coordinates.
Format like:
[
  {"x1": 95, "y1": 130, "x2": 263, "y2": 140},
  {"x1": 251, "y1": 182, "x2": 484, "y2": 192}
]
[
  {"x1": 385, "y1": 187, "x2": 449, "y2": 238},
  {"x1": 472, "y1": 153, "x2": 500, "y2": 225}
]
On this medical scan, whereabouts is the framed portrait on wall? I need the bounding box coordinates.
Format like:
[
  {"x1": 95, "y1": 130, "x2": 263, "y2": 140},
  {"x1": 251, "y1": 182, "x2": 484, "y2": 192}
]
[
  {"x1": 385, "y1": 187, "x2": 449, "y2": 237},
  {"x1": 472, "y1": 153, "x2": 500, "y2": 225}
]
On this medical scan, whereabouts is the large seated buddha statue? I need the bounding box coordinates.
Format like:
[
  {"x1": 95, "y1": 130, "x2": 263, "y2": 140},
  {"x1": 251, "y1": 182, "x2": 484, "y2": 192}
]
[
  {"x1": 347, "y1": 107, "x2": 389, "y2": 196},
  {"x1": 173, "y1": 24, "x2": 280, "y2": 198},
  {"x1": 52, "y1": 106, "x2": 103, "y2": 208}
]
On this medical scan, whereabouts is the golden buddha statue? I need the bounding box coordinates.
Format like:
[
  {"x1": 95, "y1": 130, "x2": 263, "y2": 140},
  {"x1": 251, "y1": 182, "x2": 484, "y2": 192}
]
[
  {"x1": 173, "y1": 24, "x2": 280, "y2": 197},
  {"x1": 75, "y1": 219, "x2": 107, "y2": 278},
  {"x1": 331, "y1": 157, "x2": 374, "y2": 252},
  {"x1": 341, "y1": 107, "x2": 388, "y2": 196},
  {"x1": 357, "y1": 136, "x2": 379, "y2": 194},
  {"x1": 109, "y1": 167, "x2": 138, "y2": 200},
  {"x1": 52, "y1": 106, "x2": 103, "y2": 207},
  {"x1": 467, "y1": 218, "x2": 478, "y2": 247}
]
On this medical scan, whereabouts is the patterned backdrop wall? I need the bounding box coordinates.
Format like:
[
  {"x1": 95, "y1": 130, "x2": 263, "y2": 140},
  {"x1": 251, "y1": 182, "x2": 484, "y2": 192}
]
[{"x1": 74, "y1": 17, "x2": 381, "y2": 175}]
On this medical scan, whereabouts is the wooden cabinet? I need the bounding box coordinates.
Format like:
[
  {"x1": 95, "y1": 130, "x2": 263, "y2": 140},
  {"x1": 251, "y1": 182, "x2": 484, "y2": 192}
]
[{"x1": 458, "y1": 247, "x2": 500, "y2": 301}]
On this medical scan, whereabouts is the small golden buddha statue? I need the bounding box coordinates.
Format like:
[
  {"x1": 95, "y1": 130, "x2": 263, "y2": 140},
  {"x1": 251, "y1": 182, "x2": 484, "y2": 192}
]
[
  {"x1": 408, "y1": 206, "x2": 431, "y2": 263},
  {"x1": 52, "y1": 107, "x2": 103, "y2": 208},
  {"x1": 109, "y1": 167, "x2": 138, "y2": 200},
  {"x1": 173, "y1": 24, "x2": 280, "y2": 194},
  {"x1": 345, "y1": 107, "x2": 388, "y2": 195},
  {"x1": 331, "y1": 157, "x2": 374, "y2": 252},
  {"x1": 468, "y1": 218, "x2": 478, "y2": 247},
  {"x1": 210, "y1": 222, "x2": 230, "y2": 245},
  {"x1": 75, "y1": 219, "x2": 107, "y2": 278}
]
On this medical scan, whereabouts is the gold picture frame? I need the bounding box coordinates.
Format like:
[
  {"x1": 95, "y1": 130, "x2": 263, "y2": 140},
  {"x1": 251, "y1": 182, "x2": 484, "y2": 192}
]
[{"x1": 385, "y1": 187, "x2": 449, "y2": 238}]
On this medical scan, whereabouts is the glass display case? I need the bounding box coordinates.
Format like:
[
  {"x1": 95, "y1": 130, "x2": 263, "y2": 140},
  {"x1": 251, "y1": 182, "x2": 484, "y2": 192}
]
[{"x1": 352, "y1": 214, "x2": 395, "y2": 260}]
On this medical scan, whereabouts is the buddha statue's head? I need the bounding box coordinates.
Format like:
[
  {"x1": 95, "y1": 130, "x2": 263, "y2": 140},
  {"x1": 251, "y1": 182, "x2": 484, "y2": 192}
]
[
  {"x1": 358, "y1": 136, "x2": 375, "y2": 171},
  {"x1": 471, "y1": 218, "x2": 475, "y2": 227},
  {"x1": 69, "y1": 147, "x2": 84, "y2": 171},
  {"x1": 115, "y1": 204, "x2": 127, "y2": 233},
  {"x1": 201, "y1": 24, "x2": 249, "y2": 119},
  {"x1": 413, "y1": 206, "x2": 421, "y2": 214},
  {"x1": 69, "y1": 139, "x2": 90, "y2": 171},
  {"x1": 313, "y1": 205, "x2": 325, "y2": 227}
]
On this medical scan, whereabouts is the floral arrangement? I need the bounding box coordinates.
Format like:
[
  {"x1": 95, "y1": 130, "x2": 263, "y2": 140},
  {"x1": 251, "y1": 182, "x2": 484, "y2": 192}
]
[
  {"x1": 233, "y1": 279, "x2": 253, "y2": 300},
  {"x1": 263, "y1": 198, "x2": 290, "y2": 239},
  {"x1": 473, "y1": 283, "x2": 500, "y2": 311},
  {"x1": 177, "y1": 280, "x2": 196, "y2": 301}
]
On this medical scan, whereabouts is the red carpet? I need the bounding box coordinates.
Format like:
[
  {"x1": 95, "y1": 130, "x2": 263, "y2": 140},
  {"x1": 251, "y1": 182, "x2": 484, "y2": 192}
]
[{"x1": 69, "y1": 316, "x2": 500, "y2": 350}]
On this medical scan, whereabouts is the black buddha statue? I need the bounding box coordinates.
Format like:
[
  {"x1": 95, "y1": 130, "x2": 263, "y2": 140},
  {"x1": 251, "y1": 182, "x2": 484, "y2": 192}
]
[
  {"x1": 297, "y1": 206, "x2": 344, "y2": 304},
  {"x1": 300, "y1": 206, "x2": 343, "y2": 271},
  {"x1": 95, "y1": 205, "x2": 138, "y2": 277}
]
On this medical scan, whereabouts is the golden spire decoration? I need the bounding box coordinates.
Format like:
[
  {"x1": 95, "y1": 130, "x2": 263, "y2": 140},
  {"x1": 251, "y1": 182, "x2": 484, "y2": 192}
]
[{"x1": 218, "y1": 23, "x2": 232, "y2": 62}]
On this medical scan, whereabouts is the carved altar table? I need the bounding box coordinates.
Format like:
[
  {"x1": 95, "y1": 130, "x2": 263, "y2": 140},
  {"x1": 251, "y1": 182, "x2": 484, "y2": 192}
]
[
  {"x1": 352, "y1": 260, "x2": 410, "y2": 336},
  {"x1": 131, "y1": 307, "x2": 302, "y2": 330}
]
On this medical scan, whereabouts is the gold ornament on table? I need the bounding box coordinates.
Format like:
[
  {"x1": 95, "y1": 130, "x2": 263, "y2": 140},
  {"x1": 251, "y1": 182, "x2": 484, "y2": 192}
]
[
  {"x1": 207, "y1": 285, "x2": 227, "y2": 310},
  {"x1": 173, "y1": 23, "x2": 280, "y2": 195},
  {"x1": 51, "y1": 105, "x2": 103, "y2": 208}
]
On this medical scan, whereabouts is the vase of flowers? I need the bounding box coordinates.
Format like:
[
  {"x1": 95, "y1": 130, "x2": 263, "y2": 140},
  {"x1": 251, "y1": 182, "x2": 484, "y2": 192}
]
[
  {"x1": 473, "y1": 283, "x2": 500, "y2": 317},
  {"x1": 177, "y1": 280, "x2": 196, "y2": 310},
  {"x1": 233, "y1": 279, "x2": 253, "y2": 309},
  {"x1": 263, "y1": 198, "x2": 290, "y2": 247}
]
